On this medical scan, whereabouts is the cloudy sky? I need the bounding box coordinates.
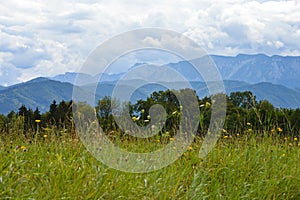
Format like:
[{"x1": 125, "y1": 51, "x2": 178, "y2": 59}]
[{"x1": 0, "y1": 0, "x2": 300, "y2": 86}]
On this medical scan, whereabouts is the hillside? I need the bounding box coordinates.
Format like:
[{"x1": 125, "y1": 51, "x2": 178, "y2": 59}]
[{"x1": 0, "y1": 78, "x2": 89, "y2": 114}]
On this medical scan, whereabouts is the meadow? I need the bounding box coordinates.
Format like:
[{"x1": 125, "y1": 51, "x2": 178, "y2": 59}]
[
  {"x1": 1, "y1": 91, "x2": 300, "y2": 199},
  {"x1": 1, "y1": 130, "x2": 299, "y2": 199}
]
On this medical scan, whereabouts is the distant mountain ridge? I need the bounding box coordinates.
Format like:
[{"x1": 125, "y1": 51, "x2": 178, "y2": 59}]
[
  {"x1": 50, "y1": 54, "x2": 300, "y2": 90},
  {"x1": 210, "y1": 54, "x2": 300, "y2": 89},
  {"x1": 50, "y1": 72, "x2": 123, "y2": 86},
  {"x1": 0, "y1": 77, "x2": 300, "y2": 114}
]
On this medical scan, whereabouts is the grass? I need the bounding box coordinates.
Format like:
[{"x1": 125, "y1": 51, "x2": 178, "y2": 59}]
[{"x1": 1, "y1": 132, "x2": 300, "y2": 199}]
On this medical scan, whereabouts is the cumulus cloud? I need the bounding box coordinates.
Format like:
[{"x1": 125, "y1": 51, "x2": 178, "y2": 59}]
[{"x1": 0, "y1": 0, "x2": 299, "y2": 85}]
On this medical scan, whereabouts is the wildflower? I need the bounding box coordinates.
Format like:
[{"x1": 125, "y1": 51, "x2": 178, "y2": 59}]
[
  {"x1": 282, "y1": 153, "x2": 286, "y2": 157},
  {"x1": 223, "y1": 135, "x2": 229, "y2": 139},
  {"x1": 187, "y1": 146, "x2": 193, "y2": 151},
  {"x1": 20, "y1": 146, "x2": 27, "y2": 152},
  {"x1": 144, "y1": 119, "x2": 150, "y2": 123},
  {"x1": 132, "y1": 116, "x2": 139, "y2": 122},
  {"x1": 35, "y1": 119, "x2": 41, "y2": 123},
  {"x1": 141, "y1": 109, "x2": 145, "y2": 114},
  {"x1": 298, "y1": 143, "x2": 300, "y2": 147},
  {"x1": 294, "y1": 137, "x2": 298, "y2": 141},
  {"x1": 284, "y1": 137, "x2": 288, "y2": 141},
  {"x1": 246, "y1": 122, "x2": 251, "y2": 126},
  {"x1": 156, "y1": 139, "x2": 160, "y2": 143},
  {"x1": 236, "y1": 133, "x2": 240, "y2": 136},
  {"x1": 222, "y1": 129, "x2": 227, "y2": 133},
  {"x1": 172, "y1": 111, "x2": 177, "y2": 115},
  {"x1": 288, "y1": 143, "x2": 293, "y2": 147},
  {"x1": 169, "y1": 137, "x2": 175, "y2": 141},
  {"x1": 147, "y1": 115, "x2": 151, "y2": 119},
  {"x1": 277, "y1": 127, "x2": 283, "y2": 132},
  {"x1": 271, "y1": 129, "x2": 275, "y2": 133},
  {"x1": 165, "y1": 131, "x2": 170, "y2": 136},
  {"x1": 248, "y1": 128, "x2": 253, "y2": 132},
  {"x1": 205, "y1": 102, "x2": 211, "y2": 109},
  {"x1": 151, "y1": 125, "x2": 156, "y2": 131},
  {"x1": 43, "y1": 134, "x2": 48, "y2": 138}
]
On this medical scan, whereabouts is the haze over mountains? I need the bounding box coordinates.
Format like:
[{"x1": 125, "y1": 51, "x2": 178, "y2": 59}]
[
  {"x1": 0, "y1": 54, "x2": 299, "y2": 114},
  {"x1": 50, "y1": 54, "x2": 300, "y2": 90}
]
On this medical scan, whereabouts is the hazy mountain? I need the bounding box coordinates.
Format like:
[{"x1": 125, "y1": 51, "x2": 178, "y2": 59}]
[
  {"x1": 50, "y1": 72, "x2": 95, "y2": 85},
  {"x1": 50, "y1": 72, "x2": 124, "y2": 85},
  {"x1": 211, "y1": 54, "x2": 300, "y2": 89},
  {"x1": 49, "y1": 54, "x2": 300, "y2": 90},
  {"x1": 0, "y1": 86, "x2": 5, "y2": 91},
  {"x1": 134, "y1": 54, "x2": 300, "y2": 89}
]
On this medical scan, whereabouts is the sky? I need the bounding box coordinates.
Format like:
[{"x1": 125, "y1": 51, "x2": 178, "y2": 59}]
[{"x1": 0, "y1": 0, "x2": 300, "y2": 86}]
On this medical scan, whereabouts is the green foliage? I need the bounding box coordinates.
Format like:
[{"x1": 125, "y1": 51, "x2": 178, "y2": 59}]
[{"x1": 0, "y1": 90, "x2": 300, "y2": 139}]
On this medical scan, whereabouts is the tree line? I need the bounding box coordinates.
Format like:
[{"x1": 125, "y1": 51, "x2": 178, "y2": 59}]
[{"x1": 0, "y1": 90, "x2": 299, "y2": 137}]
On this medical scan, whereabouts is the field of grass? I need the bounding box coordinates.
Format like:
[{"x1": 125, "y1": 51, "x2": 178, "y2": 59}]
[{"x1": 1, "y1": 132, "x2": 300, "y2": 199}]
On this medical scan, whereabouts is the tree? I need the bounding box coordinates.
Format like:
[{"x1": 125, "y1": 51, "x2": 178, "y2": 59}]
[{"x1": 229, "y1": 91, "x2": 257, "y2": 109}]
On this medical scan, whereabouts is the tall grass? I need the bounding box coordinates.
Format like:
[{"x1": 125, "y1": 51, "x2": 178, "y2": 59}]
[{"x1": 1, "y1": 130, "x2": 299, "y2": 199}]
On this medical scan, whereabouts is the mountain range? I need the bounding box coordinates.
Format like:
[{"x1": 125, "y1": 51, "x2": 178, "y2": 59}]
[
  {"x1": 0, "y1": 54, "x2": 299, "y2": 114},
  {"x1": 49, "y1": 54, "x2": 300, "y2": 90}
]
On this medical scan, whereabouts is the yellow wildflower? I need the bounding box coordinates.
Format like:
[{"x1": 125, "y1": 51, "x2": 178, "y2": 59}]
[
  {"x1": 277, "y1": 127, "x2": 283, "y2": 132},
  {"x1": 43, "y1": 134, "x2": 48, "y2": 138},
  {"x1": 294, "y1": 137, "x2": 298, "y2": 141},
  {"x1": 246, "y1": 122, "x2": 251, "y2": 126},
  {"x1": 284, "y1": 137, "x2": 288, "y2": 141},
  {"x1": 282, "y1": 153, "x2": 286, "y2": 157},
  {"x1": 223, "y1": 135, "x2": 229, "y2": 139},
  {"x1": 187, "y1": 146, "x2": 193, "y2": 151},
  {"x1": 35, "y1": 119, "x2": 41, "y2": 123},
  {"x1": 20, "y1": 146, "x2": 27, "y2": 152},
  {"x1": 205, "y1": 102, "x2": 211, "y2": 108},
  {"x1": 271, "y1": 129, "x2": 275, "y2": 133},
  {"x1": 132, "y1": 116, "x2": 139, "y2": 122},
  {"x1": 169, "y1": 137, "x2": 175, "y2": 141},
  {"x1": 156, "y1": 139, "x2": 160, "y2": 143},
  {"x1": 222, "y1": 129, "x2": 227, "y2": 133}
]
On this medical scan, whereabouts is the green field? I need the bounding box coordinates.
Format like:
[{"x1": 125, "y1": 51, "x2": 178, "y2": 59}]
[{"x1": 1, "y1": 132, "x2": 299, "y2": 199}]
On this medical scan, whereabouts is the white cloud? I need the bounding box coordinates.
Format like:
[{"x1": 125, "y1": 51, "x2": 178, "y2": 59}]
[{"x1": 0, "y1": 0, "x2": 299, "y2": 85}]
